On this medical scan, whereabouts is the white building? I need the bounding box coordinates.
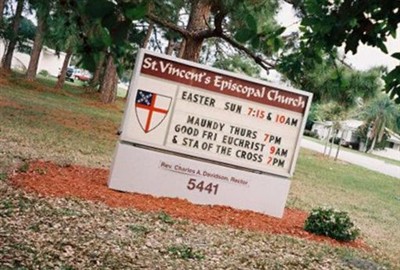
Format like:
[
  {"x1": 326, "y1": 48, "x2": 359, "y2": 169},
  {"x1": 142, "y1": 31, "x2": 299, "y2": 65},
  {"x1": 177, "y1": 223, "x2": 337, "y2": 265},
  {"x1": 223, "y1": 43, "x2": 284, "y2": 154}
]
[
  {"x1": 373, "y1": 129, "x2": 400, "y2": 161},
  {"x1": 337, "y1": 120, "x2": 364, "y2": 145},
  {"x1": 311, "y1": 121, "x2": 333, "y2": 140},
  {"x1": 312, "y1": 119, "x2": 364, "y2": 148},
  {"x1": 385, "y1": 129, "x2": 400, "y2": 151},
  {"x1": 0, "y1": 39, "x2": 67, "y2": 77}
]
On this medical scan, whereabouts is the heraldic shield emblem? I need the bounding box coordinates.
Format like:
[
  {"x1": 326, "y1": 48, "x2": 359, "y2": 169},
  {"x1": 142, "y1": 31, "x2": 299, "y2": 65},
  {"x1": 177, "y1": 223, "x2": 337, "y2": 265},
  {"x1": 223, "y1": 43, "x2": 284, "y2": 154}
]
[{"x1": 135, "y1": 89, "x2": 172, "y2": 133}]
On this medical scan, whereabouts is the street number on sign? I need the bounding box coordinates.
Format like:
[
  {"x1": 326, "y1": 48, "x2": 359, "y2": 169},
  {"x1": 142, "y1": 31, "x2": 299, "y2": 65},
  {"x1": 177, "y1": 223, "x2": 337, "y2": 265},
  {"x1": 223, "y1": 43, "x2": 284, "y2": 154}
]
[{"x1": 187, "y1": 178, "x2": 219, "y2": 195}]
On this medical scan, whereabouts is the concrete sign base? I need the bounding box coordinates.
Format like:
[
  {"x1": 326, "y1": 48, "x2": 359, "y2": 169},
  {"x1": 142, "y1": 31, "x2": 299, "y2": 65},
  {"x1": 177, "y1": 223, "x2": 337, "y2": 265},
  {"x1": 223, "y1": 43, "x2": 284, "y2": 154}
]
[{"x1": 108, "y1": 142, "x2": 291, "y2": 218}]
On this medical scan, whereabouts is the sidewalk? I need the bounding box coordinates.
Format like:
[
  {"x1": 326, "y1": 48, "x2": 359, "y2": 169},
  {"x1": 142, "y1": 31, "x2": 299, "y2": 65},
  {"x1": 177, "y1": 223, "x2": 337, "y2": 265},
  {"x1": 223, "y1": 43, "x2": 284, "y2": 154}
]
[{"x1": 301, "y1": 138, "x2": 400, "y2": 179}]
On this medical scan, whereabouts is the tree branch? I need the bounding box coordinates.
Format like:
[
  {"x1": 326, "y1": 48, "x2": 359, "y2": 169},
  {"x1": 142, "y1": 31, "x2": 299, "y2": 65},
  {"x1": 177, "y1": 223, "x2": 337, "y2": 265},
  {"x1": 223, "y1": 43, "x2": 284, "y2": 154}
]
[
  {"x1": 220, "y1": 34, "x2": 276, "y2": 71},
  {"x1": 152, "y1": 26, "x2": 163, "y2": 53},
  {"x1": 146, "y1": 12, "x2": 190, "y2": 37},
  {"x1": 195, "y1": 10, "x2": 226, "y2": 39},
  {"x1": 147, "y1": 10, "x2": 275, "y2": 72},
  {"x1": 147, "y1": 10, "x2": 224, "y2": 40}
]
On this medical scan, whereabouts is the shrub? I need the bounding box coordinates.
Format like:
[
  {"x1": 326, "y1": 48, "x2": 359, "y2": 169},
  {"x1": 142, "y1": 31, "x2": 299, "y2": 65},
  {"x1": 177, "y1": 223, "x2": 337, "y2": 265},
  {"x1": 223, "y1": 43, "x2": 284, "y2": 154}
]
[
  {"x1": 304, "y1": 207, "x2": 360, "y2": 241},
  {"x1": 38, "y1": 70, "x2": 49, "y2": 77}
]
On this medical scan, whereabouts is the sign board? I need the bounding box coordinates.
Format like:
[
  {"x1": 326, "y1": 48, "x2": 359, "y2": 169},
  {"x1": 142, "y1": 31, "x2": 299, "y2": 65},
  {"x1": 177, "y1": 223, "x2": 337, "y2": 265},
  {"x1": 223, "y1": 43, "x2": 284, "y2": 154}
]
[{"x1": 109, "y1": 49, "x2": 312, "y2": 218}]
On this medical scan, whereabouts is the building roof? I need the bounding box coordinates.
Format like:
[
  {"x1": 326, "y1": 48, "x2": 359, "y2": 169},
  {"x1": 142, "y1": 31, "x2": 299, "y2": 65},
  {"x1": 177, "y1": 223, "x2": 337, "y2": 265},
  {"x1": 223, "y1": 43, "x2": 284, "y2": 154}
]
[
  {"x1": 386, "y1": 128, "x2": 400, "y2": 144},
  {"x1": 340, "y1": 120, "x2": 364, "y2": 130},
  {"x1": 313, "y1": 119, "x2": 364, "y2": 130}
]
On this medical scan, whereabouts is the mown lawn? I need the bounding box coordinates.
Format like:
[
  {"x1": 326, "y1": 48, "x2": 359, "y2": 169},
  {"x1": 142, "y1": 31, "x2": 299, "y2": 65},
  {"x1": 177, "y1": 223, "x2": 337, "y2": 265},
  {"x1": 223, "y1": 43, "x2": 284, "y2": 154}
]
[
  {"x1": 290, "y1": 149, "x2": 400, "y2": 264},
  {"x1": 0, "y1": 72, "x2": 124, "y2": 168},
  {"x1": 1, "y1": 72, "x2": 399, "y2": 269}
]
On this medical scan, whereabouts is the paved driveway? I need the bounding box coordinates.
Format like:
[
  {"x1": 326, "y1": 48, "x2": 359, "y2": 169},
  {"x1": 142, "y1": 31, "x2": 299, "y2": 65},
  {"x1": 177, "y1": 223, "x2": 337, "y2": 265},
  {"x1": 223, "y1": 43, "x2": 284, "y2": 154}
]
[{"x1": 301, "y1": 138, "x2": 400, "y2": 179}]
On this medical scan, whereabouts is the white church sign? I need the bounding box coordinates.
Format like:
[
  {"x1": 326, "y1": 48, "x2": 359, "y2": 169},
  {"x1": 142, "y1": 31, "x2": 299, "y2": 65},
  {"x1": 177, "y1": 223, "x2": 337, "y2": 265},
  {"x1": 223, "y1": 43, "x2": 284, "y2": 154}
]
[{"x1": 108, "y1": 49, "x2": 312, "y2": 218}]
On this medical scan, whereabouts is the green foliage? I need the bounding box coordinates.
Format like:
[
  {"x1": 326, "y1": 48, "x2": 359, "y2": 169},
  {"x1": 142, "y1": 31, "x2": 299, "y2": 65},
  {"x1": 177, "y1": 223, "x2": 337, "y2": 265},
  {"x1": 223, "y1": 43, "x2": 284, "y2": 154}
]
[
  {"x1": 305, "y1": 104, "x2": 318, "y2": 122},
  {"x1": 158, "y1": 211, "x2": 175, "y2": 224},
  {"x1": 230, "y1": 0, "x2": 283, "y2": 54},
  {"x1": 355, "y1": 94, "x2": 400, "y2": 150},
  {"x1": 1, "y1": 16, "x2": 36, "y2": 51},
  {"x1": 298, "y1": 0, "x2": 400, "y2": 103},
  {"x1": 167, "y1": 245, "x2": 204, "y2": 260},
  {"x1": 79, "y1": 1, "x2": 147, "y2": 74},
  {"x1": 44, "y1": 1, "x2": 80, "y2": 53},
  {"x1": 358, "y1": 95, "x2": 400, "y2": 126},
  {"x1": 0, "y1": 199, "x2": 14, "y2": 217},
  {"x1": 279, "y1": 50, "x2": 383, "y2": 108},
  {"x1": 314, "y1": 102, "x2": 346, "y2": 122},
  {"x1": 213, "y1": 54, "x2": 261, "y2": 77},
  {"x1": 0, "y1": 172, "x2": 7, "y2": 181},
  {"x1": 384, "y1": 65, "x2": 400, "y2": 104},
  {"x1": 124, "y1": 1, "x2": 147, "y2": 20},
  {"x1": 38, "y1": 70, "x2": 49, "y2": 77},
  {"x1": 85, "y1": 0, "x2": 115, "y2": 19},
  {"x1": 301, "y1": 0, "x2": 398, "y2": 54},
  {"x1": 18, "y1": 17, "x2": 36, "y2": 41},
  {"x1": 304, "y1": 207, "x2": 360, "y2": 242},
  {"x1": 17, "y1": 162, "x2": 29, "y2": 173}
]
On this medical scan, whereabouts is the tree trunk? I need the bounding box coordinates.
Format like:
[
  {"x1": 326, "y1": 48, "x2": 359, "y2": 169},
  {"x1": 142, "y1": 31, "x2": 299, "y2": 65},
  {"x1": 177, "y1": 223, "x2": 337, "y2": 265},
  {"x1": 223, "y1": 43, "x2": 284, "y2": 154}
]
[
  {"x1": 26, "y1": 14, "x2": 46, "y2": 81},
  {"x1": 1, "y1": 39, "x2": 9, "y2": 64},
  {"x1": 142, "y1": 22, "x2": 153, "y2": 49},
  {"x1": 181, "y1": 0, "x2": 212, "y2": 61},
  {"x1": 55, "y1": 47, "x2": 73, "y2": 89},
  {"x1": 89, "y1": 52, "x2": 105, "y2": 89},
  {"x1": 178, "y1": 39, "x2": 186, "y2": 58},
  {"x1": 2, "y1": 0, "x2": 24, "y2": 71},
  {"x1": 367, "y1": 116, "x2": 380, "y2": 153},
  {"x1": 0, "y1": 0, "x2": 6, "y2": 23},
  {"x1": 323, "y1": 126, "x2": 332, "y2": 156},
  {"x1": 334, "y1": 131, "x2": 344, "y2": 161},
  {"x1": 100, "y1": 53, "x2": 118, "y2": 104},
  {"x1": 165, "y1": 39, "x2": 175, "y2": 55},
  {"x1": 328, "y1": 129, "x2": 336, "y2": 157},
  {"x1": 368, "y1": 135, "x2": 377, "y2": 153},
  {"x1": 377, "y1": 118, "x2": 386, "y2": 142}
]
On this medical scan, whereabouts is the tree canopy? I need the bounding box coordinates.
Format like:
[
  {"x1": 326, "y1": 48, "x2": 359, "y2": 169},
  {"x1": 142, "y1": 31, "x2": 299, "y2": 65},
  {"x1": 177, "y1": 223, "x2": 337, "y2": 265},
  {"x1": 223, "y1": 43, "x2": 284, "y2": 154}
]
[
  {"x1": 297, "y1": 0, "x2": 400, "y2": 103},
  {"x1": 1, "y1": 0, "x2": 398, "y2": 106}
]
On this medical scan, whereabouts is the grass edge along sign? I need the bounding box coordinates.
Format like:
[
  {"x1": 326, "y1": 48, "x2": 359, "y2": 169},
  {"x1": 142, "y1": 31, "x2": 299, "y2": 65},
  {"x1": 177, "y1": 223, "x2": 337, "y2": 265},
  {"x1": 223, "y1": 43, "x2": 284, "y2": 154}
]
[{"x1": 108, "y1": 49, "x2": 312, "y2": 218}]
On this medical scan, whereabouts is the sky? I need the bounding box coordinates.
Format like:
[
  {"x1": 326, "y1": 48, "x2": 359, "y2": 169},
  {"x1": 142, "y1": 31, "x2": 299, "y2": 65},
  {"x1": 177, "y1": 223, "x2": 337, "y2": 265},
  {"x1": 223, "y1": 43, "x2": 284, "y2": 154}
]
[{"x1": 276, "y1": 2, "x2": 399, "y2": 71}]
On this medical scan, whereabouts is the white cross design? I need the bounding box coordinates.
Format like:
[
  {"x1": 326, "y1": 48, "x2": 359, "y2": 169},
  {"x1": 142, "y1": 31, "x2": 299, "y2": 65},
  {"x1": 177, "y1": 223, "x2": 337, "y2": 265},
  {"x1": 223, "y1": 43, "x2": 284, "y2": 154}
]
[{"x1": 137, "y1": 91, "x2": 152, "y2": 105}]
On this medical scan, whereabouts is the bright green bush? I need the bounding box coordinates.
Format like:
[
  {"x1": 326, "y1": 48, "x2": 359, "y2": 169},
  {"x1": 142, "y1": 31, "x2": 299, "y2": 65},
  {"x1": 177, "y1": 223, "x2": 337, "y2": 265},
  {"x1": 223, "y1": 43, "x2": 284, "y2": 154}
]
[{"x1": 304, "y1": 207, "x2": 360, "y2": 241}]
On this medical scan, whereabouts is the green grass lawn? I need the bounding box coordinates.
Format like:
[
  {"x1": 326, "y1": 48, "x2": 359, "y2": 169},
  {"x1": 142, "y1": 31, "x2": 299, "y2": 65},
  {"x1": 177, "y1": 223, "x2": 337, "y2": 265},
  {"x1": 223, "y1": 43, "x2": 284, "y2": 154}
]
[
  {"x1": 290, "y1": 149, "x2": 400, "y2": 263},
  {"x1": 1, "y1": 72, "x2": 399, "y2": 268},
  {"x1": 0, "y1": 72, "x2": 124, "y2": 168}
]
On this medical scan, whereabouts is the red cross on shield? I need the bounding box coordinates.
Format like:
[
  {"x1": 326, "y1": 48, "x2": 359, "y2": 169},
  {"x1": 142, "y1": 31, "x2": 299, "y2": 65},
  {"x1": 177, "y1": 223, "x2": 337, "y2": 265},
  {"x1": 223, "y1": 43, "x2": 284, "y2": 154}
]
[{"x1": 135, "y1": 89, "x2": 172, "y2": 133}]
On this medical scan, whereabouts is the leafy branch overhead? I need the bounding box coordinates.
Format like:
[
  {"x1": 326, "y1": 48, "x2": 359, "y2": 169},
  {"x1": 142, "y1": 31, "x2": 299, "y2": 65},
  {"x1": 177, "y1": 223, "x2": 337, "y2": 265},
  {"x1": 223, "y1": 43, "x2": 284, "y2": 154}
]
[
  {"x1": 146, "y1": 1, "x2": 280, "y2": 70},
  {"x1": 7, "y1": 0, "x2": 397, "y2": 105},
  {"x1": 299, "y1": 0, "x2": 400, "y2": 103}
]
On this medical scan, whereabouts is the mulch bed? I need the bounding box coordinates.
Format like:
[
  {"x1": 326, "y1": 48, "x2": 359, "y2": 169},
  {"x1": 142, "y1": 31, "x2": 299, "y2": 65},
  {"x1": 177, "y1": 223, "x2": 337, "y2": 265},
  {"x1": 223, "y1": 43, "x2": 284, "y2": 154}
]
[{"x1": 11, "y1": 160, "x2": 368, "y2": 250}]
